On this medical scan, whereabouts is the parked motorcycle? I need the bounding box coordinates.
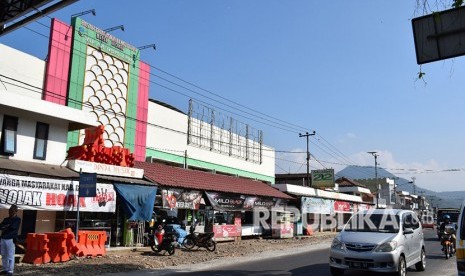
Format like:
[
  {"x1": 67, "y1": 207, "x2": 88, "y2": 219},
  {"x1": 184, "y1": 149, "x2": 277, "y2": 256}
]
[
  {"x1": 145, "y1": 222, "x2": 177, "y2": 255},
  {"x1": 440, "y1": 226, "x2": 456, "y2": 259},
  {"x1": 183, "y1": 223, "x2": 216, "y2": 252}
]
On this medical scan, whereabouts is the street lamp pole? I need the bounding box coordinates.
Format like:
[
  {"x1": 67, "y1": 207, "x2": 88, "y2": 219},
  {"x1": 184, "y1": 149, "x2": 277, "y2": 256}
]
[
  {"x1": 299, "y1": 131, "x2": 316, "y2": 187},
  {"x1": 368, "y1": 151, "x2": 379, "y2": 208}
]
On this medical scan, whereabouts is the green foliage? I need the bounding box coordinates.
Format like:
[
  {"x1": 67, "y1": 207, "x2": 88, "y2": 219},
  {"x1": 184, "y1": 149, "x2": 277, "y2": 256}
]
[{"x1": 452, "y1": 0, "x2": 464, "y2": 8}]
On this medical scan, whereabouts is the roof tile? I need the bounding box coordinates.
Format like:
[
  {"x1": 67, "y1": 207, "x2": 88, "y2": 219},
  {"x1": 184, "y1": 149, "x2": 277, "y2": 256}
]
[{"x1": 136, "y1": 161, "x2": 293, "y2": 199}]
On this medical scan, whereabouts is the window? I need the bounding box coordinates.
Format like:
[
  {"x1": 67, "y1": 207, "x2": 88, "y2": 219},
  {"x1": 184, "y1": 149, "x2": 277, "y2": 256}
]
[
  {"x1": 411, "y1": 214, "x2": 420, "y2": 230},
  {"x1": 403, "y1": 214, "x2": 412, "y2": 228},
  {"x1": 33, "y1": 122, "x2": 49, "y2": 160},
  {"x1": 0, "y1": 115, "x2": 18, "y2": 155}
]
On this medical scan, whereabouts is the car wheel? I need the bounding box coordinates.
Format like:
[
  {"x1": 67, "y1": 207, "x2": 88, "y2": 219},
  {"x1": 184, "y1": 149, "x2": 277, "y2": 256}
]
[
  {"x1": 415, "y1": 248, "x2": 426, "y2": 271},
  {"x1": 330, "y1": 267, "x2": 344, "y2": 276},
  {"x1": 396, "y1": 255, "x2": 407, "y2": 276}
]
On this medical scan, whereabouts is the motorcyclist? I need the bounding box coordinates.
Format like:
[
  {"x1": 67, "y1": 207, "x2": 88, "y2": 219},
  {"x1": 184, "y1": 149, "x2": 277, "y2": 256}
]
[{"x1": 439, "y1": 215, "x2": 456, "y2": 253}]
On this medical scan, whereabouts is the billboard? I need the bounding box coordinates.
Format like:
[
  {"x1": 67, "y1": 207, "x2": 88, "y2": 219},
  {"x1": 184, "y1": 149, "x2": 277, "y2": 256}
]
[{"x1": 311, "y1": 169, "x2": 335, "y2": 188}]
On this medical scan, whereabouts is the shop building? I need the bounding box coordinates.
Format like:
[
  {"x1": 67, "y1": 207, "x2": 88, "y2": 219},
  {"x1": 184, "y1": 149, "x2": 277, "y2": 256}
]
[
  {"x1": 335, "y1": 177, "x2": 375, "y2": 204},
  {"x1": 274, "y1": 184, "x2": 373, "y2": 234},
  {"x1": 0, "y1": 14, "x2": 159, "y2": 247},
  {"x1": 136, "y1": 161, "x2": 293, "y2": 239},
  {"x1": 0, "y1": 43, "x2": 101, "y2": 237}
]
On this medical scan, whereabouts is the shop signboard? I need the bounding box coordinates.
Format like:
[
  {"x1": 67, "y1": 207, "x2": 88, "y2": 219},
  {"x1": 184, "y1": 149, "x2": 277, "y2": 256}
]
[
  {"x1": 161, "y1": 188, "x2": 202, "y2": 210},
  {"x1": 311, "y1": 169, "x2": 335, "y2": 188},
  {"x1": 79, "y1": 172, "x2": 97, "y2": 197},
  {"x1": 213, "y1": 224, "x2": 241, "y2": 238},
  {"x1": 301, "y1": 197, "x2": 333, "y2": 214},
  {"x1": 0, "y1": 174, "x2": 116, "y2": 212},
  {"x1": 333, "y1": 201, "x2": 352, "y2": 213},
  {"x1": 357, "y1": 203, "x2": 371, "y2": 212},
  {"x1": 243, "y1": 196, "x2": 276, "y2": 209},
  {"x1": 68, "y1": 160, "x2": 144, "y2": 179},
  {"x1": 206, "y1": 192, "x2": 278, "y2": 211},
  {"x1": 206, "y1": 192, "x2": 245, "y2": 211}
]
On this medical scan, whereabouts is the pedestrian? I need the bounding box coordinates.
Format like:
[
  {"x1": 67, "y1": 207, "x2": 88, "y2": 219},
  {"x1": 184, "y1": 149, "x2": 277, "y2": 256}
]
[{"x1": 0, "y1": 205, "x2": 21, "y2": 276}]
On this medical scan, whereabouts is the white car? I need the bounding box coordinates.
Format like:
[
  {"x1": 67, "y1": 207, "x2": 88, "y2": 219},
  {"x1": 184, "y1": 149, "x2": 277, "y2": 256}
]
[{"x1": 329, "y1": 209, "x2": 426, "y2": 276}]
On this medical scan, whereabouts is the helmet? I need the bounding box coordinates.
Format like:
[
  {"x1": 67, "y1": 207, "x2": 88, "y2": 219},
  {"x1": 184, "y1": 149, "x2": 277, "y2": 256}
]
[{"x1": 443, "y1": 215, "x2": 451, "y2": 221}]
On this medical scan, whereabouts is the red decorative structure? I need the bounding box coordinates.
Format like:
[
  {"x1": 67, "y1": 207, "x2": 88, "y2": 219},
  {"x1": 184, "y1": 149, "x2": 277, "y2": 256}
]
[{"x1": 67, "y1": 126, "x2": 135, "y2": 167}]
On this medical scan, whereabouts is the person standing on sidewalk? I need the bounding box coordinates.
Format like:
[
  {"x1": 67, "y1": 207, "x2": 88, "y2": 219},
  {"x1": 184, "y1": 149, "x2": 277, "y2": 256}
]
[{"x1": 0, "y1": 205, "x2": 21, "y2": 276}]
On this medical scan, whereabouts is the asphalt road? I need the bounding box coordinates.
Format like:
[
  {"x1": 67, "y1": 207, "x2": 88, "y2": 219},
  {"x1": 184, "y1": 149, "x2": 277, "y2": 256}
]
[
  {"x1": 111, "y1": 228, "x2": 457, "y2": 276},
  {"x1": 180, "y1": 228, "x2": 457, "y2": 276}
]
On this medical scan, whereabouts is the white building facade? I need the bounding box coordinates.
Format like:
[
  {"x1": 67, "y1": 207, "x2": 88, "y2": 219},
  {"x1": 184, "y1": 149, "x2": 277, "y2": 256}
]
[
  {"x1": 145, "y1": 99, "x2": 276, "y2": 183},
  {"x1": 0, "y1": 43, "x2": 99, "y2": 235}
]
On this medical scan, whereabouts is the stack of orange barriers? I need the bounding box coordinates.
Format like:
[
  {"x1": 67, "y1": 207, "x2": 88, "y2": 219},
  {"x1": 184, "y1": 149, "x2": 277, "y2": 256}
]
[
  {"x1": 22, "y1": 229, "x2": 107, "y2": 265},
  {"x1": 22, "y1": 234, "x2": 51, "y2": 264}
]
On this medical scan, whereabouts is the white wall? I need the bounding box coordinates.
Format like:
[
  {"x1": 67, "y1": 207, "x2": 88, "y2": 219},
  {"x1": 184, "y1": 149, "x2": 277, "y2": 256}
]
[
  {"x1": 146, "y1": 101, "x2": 275, "y2": 179},
  {"x1": 0, "y1": 44, "x2": 45, "y2": 99},
  {"x1": 0, "y1": 112, "x2": 69, "y2": 164}
]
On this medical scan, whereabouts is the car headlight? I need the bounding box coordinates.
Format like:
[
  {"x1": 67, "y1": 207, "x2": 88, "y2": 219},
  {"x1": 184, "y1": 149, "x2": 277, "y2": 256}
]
[
  {"x1": 375, "y1": 241, "x2": 397, "y2": 252},
  {"x1": 331, "y1": 238, "x2": 345, "y2": 250}
]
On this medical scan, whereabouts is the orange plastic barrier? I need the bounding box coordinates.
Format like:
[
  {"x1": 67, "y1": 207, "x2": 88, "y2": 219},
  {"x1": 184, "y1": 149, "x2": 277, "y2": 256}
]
[
  {"x1": 77, "y1": 230, "x2": 107, "y2": 257},
  {"x1": 60, "y1": 228, "x2": 82, "y2": 257},
  {"x1": 22, "y1": 233, "x2": 51, "y2": 264},
  {"x1": 305, "y1": 226, "x2": 314, "y2": 236},
  {"x1": 46, "y1": 232, "x2": 69, "y2": 263}
]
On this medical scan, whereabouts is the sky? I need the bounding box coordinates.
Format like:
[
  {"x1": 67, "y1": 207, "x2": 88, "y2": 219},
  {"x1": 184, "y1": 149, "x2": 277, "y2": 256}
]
[{"x1": 1, "y1": 0, "x2": 465, "y2": 192}]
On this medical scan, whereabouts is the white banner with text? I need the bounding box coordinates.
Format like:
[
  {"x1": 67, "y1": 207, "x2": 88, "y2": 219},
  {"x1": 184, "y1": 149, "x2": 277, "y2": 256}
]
[{"x1": 0, "y1": 174, "x2": 116, "y2": 212}]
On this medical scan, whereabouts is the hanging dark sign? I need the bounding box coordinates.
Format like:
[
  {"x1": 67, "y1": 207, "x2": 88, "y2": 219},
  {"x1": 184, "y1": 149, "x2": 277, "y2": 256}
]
[{"x1": 206, "y1": 192, "x2": 277, "y2": 211}]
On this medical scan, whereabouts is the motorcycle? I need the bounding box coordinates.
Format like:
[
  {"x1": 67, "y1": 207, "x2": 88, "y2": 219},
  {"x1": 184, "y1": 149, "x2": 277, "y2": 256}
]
[
  {"x1": 182, "y1": 223, "x2": 216, "y2": 252},
  {"x1": 145, "y1": 222, "x2": 177, "y2": 255},
  {"x1": 440, "y1": 227, "x2": 456, "y2": 259}
]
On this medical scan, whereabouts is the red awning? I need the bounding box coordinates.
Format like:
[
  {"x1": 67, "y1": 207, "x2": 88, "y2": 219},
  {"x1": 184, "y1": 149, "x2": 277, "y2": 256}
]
[{"x1": 136, "y1": 161, "x2": 293, "y2": 200}]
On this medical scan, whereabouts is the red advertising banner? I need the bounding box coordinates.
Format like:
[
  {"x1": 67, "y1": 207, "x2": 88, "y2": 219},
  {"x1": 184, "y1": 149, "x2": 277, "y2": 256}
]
[
  {"x1": 162, "y1": 188, "x2": 202, "y2": 210},
  {"x1": 334, "y1": 201, "x2": 352, "y2": 213},
  {"x1": 213, "y1": 224, "x2": 241, "y2": 238}
]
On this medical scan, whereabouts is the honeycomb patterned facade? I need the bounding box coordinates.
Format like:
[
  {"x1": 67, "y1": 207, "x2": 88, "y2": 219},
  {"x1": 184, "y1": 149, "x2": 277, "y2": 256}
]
[{"x1": 81, "y1": 47, "x2": 129, "y2": 147}]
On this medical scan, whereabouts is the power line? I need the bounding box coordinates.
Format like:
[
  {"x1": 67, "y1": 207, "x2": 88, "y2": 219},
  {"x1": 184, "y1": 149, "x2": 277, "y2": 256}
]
[
  {"x1": 22, "y1": 22, "x2": 305, "y2": 134},
  {"x1": 14, "y1": 22, "x2": 446, "y2": 177},
  {"x1": 18, "y1": 21, "x2": 363, "y2": 166}
]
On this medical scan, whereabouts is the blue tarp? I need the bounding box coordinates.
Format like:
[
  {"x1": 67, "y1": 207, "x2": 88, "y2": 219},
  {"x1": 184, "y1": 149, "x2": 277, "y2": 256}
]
[{"x1": 114, "y1": 183, "x2": 157, "y2": 221}]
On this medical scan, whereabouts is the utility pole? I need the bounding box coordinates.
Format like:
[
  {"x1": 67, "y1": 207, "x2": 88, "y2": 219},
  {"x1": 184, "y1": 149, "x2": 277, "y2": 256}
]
[
  {"x1": 368, "y1": 151, "x2": 379, "y2": 208},
  {"x1": 393, "y1": 177, "x2": 399, "y2": 205},
  {"x1": 299, "y1": 131, "x2": 316, "y2": 187},
  {"x1": 411, "y1": 176, "x2": 416, "y2": 195}
]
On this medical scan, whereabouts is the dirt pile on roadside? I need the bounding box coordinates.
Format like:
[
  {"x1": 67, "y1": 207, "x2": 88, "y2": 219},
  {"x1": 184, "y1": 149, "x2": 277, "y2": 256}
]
[{"x1": 15, "y1": 232, "x2": 336, "y2": 276}]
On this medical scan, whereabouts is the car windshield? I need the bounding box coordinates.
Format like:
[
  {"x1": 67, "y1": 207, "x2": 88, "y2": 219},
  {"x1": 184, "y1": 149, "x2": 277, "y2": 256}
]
[{"x1": 344, "y1": 213, "x2": 400, "y2": 233}]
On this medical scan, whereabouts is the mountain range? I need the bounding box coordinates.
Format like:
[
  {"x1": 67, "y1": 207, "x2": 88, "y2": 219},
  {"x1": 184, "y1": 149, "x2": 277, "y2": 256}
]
[{"x1": 337, "y1": 166, "x2": 464, "y2": 209}]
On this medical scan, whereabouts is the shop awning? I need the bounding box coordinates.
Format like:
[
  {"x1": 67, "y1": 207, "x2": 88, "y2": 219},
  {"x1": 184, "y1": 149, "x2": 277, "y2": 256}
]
[
  {"x1": 0, "y1": 158, "x2": 78, "y2": 178},
  {"x1": 274, "y1": 184, "x2": 363, "y2": 203},
  {"x1": 136, "y1": 161, "x2": 293, "y2": 200},
  {"x1": 114, "y1": 183, "x2": 157, "y2": 221}
]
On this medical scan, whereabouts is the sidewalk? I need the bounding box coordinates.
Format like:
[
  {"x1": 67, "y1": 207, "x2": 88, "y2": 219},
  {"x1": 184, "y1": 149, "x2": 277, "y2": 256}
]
[{"x1": 15, "y1": 232, "x2": 336, "y2": 276}]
